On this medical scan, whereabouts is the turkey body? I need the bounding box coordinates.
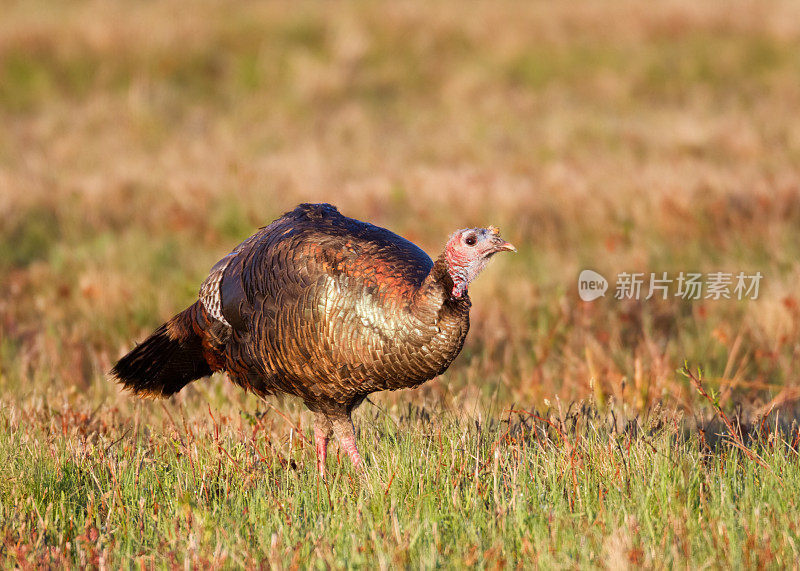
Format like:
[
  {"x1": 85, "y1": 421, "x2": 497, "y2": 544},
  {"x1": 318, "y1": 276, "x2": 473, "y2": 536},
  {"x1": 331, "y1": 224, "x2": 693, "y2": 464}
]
[
  {"x1": 112, "y1": 202, "x2": 514, "y2": 472},
  {"x1": 212, "y1": 202, "x2": 470, "y2": 416}
]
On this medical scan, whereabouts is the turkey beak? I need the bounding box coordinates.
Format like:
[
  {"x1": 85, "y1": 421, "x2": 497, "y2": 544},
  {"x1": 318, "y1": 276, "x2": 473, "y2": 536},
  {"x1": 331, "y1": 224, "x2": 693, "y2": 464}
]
[{"x1": 490, "y1": 235, "x2": 516, "y2": 253}]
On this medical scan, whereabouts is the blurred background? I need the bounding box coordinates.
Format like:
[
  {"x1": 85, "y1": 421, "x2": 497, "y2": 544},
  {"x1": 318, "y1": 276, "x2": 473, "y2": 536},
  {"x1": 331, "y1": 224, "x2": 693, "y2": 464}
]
[{"x1": 2, "y1": 0, "x2": 800, "y2": 415}]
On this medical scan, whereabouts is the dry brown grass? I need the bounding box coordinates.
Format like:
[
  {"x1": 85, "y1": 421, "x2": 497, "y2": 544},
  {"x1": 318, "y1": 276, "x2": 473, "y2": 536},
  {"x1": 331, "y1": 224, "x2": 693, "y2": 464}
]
[{"x1": 3, "y1": 0, "x2": 800, "y2": 413}]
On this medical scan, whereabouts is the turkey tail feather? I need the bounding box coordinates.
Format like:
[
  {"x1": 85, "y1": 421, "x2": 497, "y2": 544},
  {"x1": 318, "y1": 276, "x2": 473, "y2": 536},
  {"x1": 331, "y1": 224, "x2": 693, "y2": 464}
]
[{"x1": 111, "y1": 303, "x2": 214, "y2": 397}]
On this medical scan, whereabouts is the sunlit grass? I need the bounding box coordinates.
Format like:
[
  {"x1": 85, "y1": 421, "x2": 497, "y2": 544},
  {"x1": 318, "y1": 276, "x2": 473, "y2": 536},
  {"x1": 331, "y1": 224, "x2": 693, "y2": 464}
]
[{"x1": 2, "y1": 390, "x2": 799, "y2": 568}]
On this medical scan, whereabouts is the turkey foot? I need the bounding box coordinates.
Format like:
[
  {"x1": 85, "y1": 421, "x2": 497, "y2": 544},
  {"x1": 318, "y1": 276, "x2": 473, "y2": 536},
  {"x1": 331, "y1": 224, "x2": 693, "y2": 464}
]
[
  {"x1": 314, "y1": 413, "x2": 332, "y2": 477},
  {"x1": 332, "y1": 416, "x2": 364, "y2": 470}
]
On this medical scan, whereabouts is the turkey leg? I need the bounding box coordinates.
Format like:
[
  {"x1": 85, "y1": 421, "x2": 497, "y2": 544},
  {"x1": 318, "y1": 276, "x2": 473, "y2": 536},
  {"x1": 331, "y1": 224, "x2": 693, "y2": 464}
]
[
  {"x1": 314, "y1": 412, "x2": 332, "y2": 477},
  {"x1": 332, "y1": 415, "x2": 364, "y2": 470}
]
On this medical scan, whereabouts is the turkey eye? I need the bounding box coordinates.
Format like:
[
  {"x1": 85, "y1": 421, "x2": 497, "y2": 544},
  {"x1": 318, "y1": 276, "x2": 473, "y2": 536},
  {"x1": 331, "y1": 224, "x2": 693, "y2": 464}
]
[{"x1": 464, "y1": 235, "x2": 477, "y2": 246}]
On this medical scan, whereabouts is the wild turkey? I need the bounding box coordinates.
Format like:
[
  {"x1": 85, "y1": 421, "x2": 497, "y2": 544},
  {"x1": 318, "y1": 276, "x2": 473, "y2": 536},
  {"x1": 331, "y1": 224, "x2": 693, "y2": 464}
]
[{"x1": 112, "y1": 203, "x2": 515, "y2": 474}]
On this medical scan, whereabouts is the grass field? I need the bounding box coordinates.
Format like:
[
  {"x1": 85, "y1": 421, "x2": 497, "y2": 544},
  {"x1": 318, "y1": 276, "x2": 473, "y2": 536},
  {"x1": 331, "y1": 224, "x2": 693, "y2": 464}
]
[{"x1": 2, "y1": 0, "x2": 800, "y2": 567}]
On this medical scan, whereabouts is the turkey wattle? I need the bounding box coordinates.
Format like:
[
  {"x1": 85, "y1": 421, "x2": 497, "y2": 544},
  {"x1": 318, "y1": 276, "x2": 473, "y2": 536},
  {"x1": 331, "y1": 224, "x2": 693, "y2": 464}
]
[{"x1": 111, "y1": 203, "x2": 515, "y2": 474}]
